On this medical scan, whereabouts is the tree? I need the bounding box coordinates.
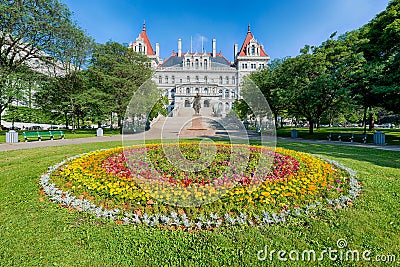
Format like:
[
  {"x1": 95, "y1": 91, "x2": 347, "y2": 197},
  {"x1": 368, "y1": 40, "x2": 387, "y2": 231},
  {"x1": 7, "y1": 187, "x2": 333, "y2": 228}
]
[
  {"x1": 240, "y1": 76, "x2": 272, "y2": 131},
  {"x1": 232, "y1": 99, "x2": 251, "y2": 121},
  {"x1": 282, "y1": 32, "x2": 365, "y2": 134},
  {"x1": 88, "y1": 42, "x2": 153, "y2": 130},
  {"x1": 125, "y1": 79, "x2": 164, "y2": 132},
  {"x1": 364, "y1": 0, "x2": 400, "y2": 114},
  {"x1": 0, "y1": 67, "x2": 31, "y2": 124},
  {"x1": 76, "y1": 71, "x2": 113, "y2": 128},
  {"x1": 1, "y1": 0, "x2": 93, "y2": 129},
  {"x1": 0, "y1": 0, "x2": 76, "y2": 71},
  {"x1": 248, "y1": 58, "x2": 288, "y2": 128}
]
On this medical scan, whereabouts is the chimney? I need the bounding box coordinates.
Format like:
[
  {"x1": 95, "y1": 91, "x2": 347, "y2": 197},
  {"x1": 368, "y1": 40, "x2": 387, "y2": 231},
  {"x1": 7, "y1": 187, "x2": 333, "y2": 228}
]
[
  {"x1": 212, "y1": 38, "x2": 216, "y2": 57},
  {"x1": 156, "y1": 43, "x2": 160, "y2": 56},
  {"x1": 234, "y1": 44, "x2": 238, "y2": 60},
  {"x1": 178, "y1": 38, "x2": 182, "y2": 57}
]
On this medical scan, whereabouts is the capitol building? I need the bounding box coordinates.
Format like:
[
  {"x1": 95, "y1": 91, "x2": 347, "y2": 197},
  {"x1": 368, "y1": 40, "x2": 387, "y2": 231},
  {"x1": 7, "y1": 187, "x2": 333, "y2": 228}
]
[{"x1": 130, "y1": 23, "x2": 270, "y2": 117}]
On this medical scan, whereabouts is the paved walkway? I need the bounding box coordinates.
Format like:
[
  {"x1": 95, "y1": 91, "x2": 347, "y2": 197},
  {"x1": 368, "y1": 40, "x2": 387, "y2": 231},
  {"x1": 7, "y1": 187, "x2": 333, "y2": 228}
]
[
  {"x1": 1, "y1": 116, "x2": 399, "y2": 152},
  {"x1": 277, "y1": 137, "x2": 400, "y2": 152}
]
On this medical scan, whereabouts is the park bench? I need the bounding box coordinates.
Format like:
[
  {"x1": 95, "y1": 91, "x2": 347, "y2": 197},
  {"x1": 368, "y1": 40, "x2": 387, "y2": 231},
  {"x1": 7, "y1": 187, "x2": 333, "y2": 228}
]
[
  {"x1": 327, "y1": 133, "x2": 368, "y2": 143},
  {"x1": 22, "y1": 131, "x2": 65, "y2": 142}
]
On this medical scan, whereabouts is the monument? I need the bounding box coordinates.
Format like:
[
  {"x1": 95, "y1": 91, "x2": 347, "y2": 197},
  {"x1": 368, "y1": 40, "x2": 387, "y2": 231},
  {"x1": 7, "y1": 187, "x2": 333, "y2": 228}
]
[
  {"x1": 179, "y1": 94, "x2": 215, "y2": 137},
  {"x1": 192, "y1": 93, "x2": 201, "y2": 115}
]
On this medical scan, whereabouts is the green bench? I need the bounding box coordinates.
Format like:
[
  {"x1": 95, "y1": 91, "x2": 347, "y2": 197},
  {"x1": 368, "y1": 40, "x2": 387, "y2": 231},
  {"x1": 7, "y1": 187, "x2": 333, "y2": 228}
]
[
  {"x1": 22, "y1": 131, "x2": 65, "y2": 142},
  {"x1": 328, "y1": 133, "x2": 368, "y2": 143}
]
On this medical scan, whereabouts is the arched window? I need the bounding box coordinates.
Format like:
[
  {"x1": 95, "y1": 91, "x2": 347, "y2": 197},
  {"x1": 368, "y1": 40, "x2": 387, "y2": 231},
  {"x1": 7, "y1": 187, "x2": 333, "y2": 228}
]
[
  {"x1": 204, "y1": 100, "x2": 210, "y2": 108},
  {"x1": 185, "y1": 100, "x2": 191, "y2": 107},
  {"x1": 195, "y1": 59, "x2": 199, "y2": 69},
  {"x1": 231, "y1": 90, "x2": 236, "y2": 98},
  {"x1": 204, "y1": 59, "x2": 208, "y2": 69},
  {"x1": 219, "y1": 76, "x2": 223, "y2": 84},
  {"x1": 187, "y1": 76, "x2": 190, "y2": 82},
  {"x1": 165, "y1": 76, "x2": 168, "y2": 84},
  {"x1": 171, "y1": 76, "x2": 175, "y2": 84},
  {"x1": 204, "y1": 88, "x2": 208, "y2": 95},
  {"x1": 225, "y1": 89, "x2": 229, "y2": 98},
  {"x1": 186, "y1": 59, "x2": 190, "y2": 67},
  {"x1": 225, "y1": 102, "x2": 230, "y2": 111},
  {"x1": 159, "y1": 76, "x2": 162, "y2": 84},
  {"x1": 251, "y1": 45, "x2": 256, "y2": 55},
  {"x1": 195, "y1": 88, "x2": 199, "y2": 94},
  {"x1": 225, "y1": 76, "x2": 229, "y2": 84},
  {"x1": 186, "y1": 88, "x2": 190, "y2": 95},
  {"x1": 204, "y1": 76, "x2": 208, "y2": 83},
  {"x1": 218, "y1": 89, "x2": 223, "y2": 96},
  {"x1": 232, "y1": 76, "x2": 236, "y2": 84},
  {"x1": 139, "y1": 43, "x2": 142, "y2": 52}
]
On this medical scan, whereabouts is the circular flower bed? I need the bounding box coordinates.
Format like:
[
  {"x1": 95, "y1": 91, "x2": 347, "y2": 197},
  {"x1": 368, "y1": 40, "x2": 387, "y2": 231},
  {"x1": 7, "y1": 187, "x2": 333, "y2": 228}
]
[{"x1": 40, "y1": 143, "x2": 361, "y2": 230}]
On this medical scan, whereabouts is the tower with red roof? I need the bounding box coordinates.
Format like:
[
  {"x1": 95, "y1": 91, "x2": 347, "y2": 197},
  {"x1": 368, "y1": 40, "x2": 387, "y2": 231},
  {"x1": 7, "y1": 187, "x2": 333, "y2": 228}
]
[
  {"x1": 129, "y1": 22, "x2": 162, "y2": 68},
  {"x1": 235, "y1": 24, "x2": 270, "y2": 86}
]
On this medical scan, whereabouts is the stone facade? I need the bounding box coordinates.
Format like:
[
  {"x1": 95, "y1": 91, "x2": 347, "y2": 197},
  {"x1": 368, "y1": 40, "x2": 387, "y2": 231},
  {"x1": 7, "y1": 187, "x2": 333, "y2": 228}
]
[{"x1": 130, "y1": 23, "x2": 270, "y2": 117}]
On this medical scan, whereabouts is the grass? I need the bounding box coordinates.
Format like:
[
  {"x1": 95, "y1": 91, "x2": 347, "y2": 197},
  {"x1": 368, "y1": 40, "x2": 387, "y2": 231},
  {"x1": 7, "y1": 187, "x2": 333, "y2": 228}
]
[
  {"x1": 0, "y1": 128, "x2": 121, "y2": 143},
  {"x1": 277, "y1": 126, "x2": 400, "y2": 145},
  {"x1": 0, "y1": 140, "x2": 399, "y2": 266}
]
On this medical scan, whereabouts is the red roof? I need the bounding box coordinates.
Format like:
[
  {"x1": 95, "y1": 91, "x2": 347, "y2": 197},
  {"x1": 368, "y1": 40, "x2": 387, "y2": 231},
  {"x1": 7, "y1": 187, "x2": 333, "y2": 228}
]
[
  {"x1": 238, "y1": 25, "x2": 268, "y2": 57},
  {"x1": 139, "y1": 23, "x2": 155, "y2": 56}
]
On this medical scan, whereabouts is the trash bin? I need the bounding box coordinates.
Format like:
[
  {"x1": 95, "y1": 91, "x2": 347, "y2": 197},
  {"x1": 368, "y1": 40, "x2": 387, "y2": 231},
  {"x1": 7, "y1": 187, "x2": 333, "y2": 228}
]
[
  {"x1": 373, "y1": 131, "x2": 385, "y2": 145},
  {"x1": 96, "y1": 127, "x2": 103, "y2": 137},
  {"x1": 6, "y1": 130, "x2": 19, "y2": 143},
  {"x1": 291, "y1": 129, "x2": 298, "y2": 138}
]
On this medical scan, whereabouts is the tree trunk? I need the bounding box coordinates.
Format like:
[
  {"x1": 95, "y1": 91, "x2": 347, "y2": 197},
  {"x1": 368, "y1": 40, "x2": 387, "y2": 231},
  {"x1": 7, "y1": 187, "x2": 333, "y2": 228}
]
[
  {"x1": 280, "y1": 116, "x2": 284, "y2": 128},
  {"x1": 308, "y1": 118, "x2": 314, "y2": 134},
  {"x1": 317, "y1": 117, "x2": 321, "y2": 130},
  {"x1": 70, "y1": 98, "x2": 75, "y2": 133},
  {"x1": 71, "y1": 112, "x2": 75, "y2": 133},
  {"x1": 368, "y1": 107, "x2": 374, "y2": 131},
  {"x1": 362, "y1": 106, "x2": 367, "y2": 134},
  {"x1": 77, "y1": 115, "x2": 80, "y2": 129},
  {"x1": 274, "y1": 113, "x2": 278, "y2": 129},
  {"x1": 0, "y1": 106, "x2": 3, "y2": 128},
  {"x1": 118, "y1": 113, "x2": 123, "y2": 134},
  {"x1": 64, "y1": 112, "x2": 69, "y2": 129}
]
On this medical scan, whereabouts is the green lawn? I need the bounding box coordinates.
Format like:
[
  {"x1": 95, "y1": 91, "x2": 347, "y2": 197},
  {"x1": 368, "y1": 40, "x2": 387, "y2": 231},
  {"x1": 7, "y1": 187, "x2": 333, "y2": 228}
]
[
  {"x1": 0, "y1": 128, "x2": 121, "y2": 143},
  {"x1": 277, "y1": 126, "x2": 400, "y2": 146},
  {"x1": 0, "y1": 140, "x2": 399, "y2": 266}
]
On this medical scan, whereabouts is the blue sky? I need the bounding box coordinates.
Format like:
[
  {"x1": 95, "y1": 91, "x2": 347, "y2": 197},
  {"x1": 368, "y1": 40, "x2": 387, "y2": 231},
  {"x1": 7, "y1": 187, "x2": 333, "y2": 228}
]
[{"x1": 62, "y1": 0, "x2": 389, "y2": 62}]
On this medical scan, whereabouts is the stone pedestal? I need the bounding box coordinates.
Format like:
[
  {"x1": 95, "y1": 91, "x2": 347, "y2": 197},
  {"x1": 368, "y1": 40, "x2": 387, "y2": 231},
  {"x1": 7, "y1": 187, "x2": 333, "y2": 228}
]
[{"x1": 179, "y1": 115, "x2": 215, "y2": 137}]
